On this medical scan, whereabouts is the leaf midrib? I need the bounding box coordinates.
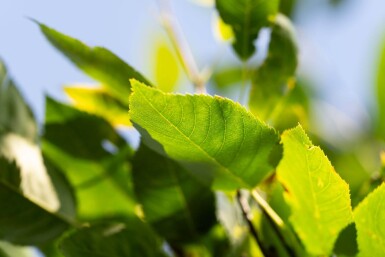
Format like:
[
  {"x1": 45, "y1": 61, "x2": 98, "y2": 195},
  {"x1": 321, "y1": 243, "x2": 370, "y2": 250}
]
[{"x1": 135, "y1": 87, "x2": 249, "y2": 188}]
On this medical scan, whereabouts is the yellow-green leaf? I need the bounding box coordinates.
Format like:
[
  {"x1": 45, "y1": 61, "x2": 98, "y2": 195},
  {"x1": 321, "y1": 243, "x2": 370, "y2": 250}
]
[
  {"x1": 277, "y1": 125, "x2": 353, "y2": 255},
  {"x1": 354, "y1": 183, "x2": 385, "y2": 257},
  {"x1": 64, "y1": 85, "x2": 131, "y2": 127},
  {"x1": 154, "y1": 42, "x2": 180, "y2": 93}
]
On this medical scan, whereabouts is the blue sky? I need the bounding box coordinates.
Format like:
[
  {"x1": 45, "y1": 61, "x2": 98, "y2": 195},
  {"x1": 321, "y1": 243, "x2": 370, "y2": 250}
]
[{"x1": 1, "y1": 0, "x2": 385, "y2": 142}]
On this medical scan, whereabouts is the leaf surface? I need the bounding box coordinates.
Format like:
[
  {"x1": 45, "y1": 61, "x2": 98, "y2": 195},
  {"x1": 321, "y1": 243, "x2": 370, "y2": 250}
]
[
  {"x1": 276, "y1": 125, "x2": 353, "y2": 255},
  {"x1": 42, "y1": 97, "x2": 136, "y2": 220},
  {"x1": 37, "y1": 23, "x2": 151, "y2": 104},
  {"x1": 215, "y1": 0, "x2": 279, "y2": 60},
  {"x1": 129, "y1": 81, "x2": 280, "y2": 190},
  {"x1": 354, "y1": 183, "x2": 385, "y2": 257},
  {"x1": 60, "y1": 219, "x2": 166, "y2": 257},
  {"x1": 133, "y1": 143, "x2": 216, "y2": 243},
  {"x1": 64, "y1": 85, "x2": 131, "y2": 126}
]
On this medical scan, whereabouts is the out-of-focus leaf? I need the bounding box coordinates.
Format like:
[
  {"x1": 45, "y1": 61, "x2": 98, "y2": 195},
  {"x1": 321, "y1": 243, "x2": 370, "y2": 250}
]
[
  {"x1": 354, "y1": 183, "x2": 385, "y2": 257},
  {"x1": 277, "y1": 125, "x2": 353, "y2": 255},
  {"x1": 376, "y1": 36, "x2": 385, "y2": 139},
  {"x1": 42, "y1": 97, "x2": 135, "y2": 220},
  {"x1": 64, "y1": 85, "x2": 131, "y2": 127},
  {"x1": 133, "y1": 143, "x2": 216, "y2": 244},
  {"x1": 37, "y1": 22, "x2": 151, "y2": 104},
  {"x1": 44, "y1": 97, "x2": 126, "y2": 161},
  {"x1": 0, "y1": 241, "x2": 36, "y2": 257},
  {"x1": 0, "y1": 61, "x2": 74, "y2": 245},
  {"x1": 333, "y1": 223, "x2": 358, "y2": 257},
  {"x1": 129, "y1": 80, "x2": 280, "y2": 191},
  {"x1": 212, "y1": 67, "x2": 243, "y2": 89},
  {"x1": 249, "y1": 14, "x2": 298, "y2": 121},
  {"x1": 154, "y1": 41, "x2": 180, "y2": 93},
  {"x1": 0, "y1": 145, "x2": 70, "y2": 245},
  {"x1": 0, "y1": 60, "x2": 37, "y2": 142},
  {"x1": 279, "y1": 0, "x2": 297, "y2": 17},
  {"x1": 215, "y1": 0, "x2": 279, "y2": 60},
  {"x1": 216, "y1": 192, "x2": 248, "y2": 246},
  {"x1": 60, "y1": 219, "x2": 166, "y2": 257},
  {"x1": 213, "y1": 15, "x2": 234, "y2": 42}
]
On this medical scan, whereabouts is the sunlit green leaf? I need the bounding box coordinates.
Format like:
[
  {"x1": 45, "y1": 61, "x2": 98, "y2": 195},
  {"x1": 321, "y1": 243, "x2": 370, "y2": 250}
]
[
  {"x1": 276, "y1": 125, "x2": 353, "y2": 255},
  {"x1": 215, "y1": 0, "x2": 279, "y2": 60},
  {"x1": 60, "y1": 219, "x2": 166, "y2": 257},
  {"x1": 354, "y1": 183, "x2": 385, "y2": 257},
  {"x1": 129, "y1": 80, "x2": 280, "y2": 190},
  {"x1": 64, "y1": 85, "x2": 131, "y2": 126},
  {"x1": 249, "y1": 14, "x2": 298, "y2": 121},
  {"x1": 37, "y1": 22, "x2": 151, "y2": 104},
  {"x1": 133, "y1": 143, "x2": 216, "y2": 243},
  {"x1": 153, "y1": 41, "x2": 180, "y2": 93}
]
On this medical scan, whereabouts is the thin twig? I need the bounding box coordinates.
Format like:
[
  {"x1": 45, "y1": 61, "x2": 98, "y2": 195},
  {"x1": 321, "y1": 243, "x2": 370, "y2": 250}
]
[
  {"x1": 252, "y1": 190, "x2": 297, "y2": 257},
  {"x1": 236, "y1": 190, "x2": 269, "y2": 257},
  {"x1": 156, "y1": 0, "x2": 206, "y2": 93}
]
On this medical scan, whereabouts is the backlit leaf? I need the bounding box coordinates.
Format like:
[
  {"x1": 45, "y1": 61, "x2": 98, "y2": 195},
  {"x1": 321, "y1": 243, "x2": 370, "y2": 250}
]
[
  {"x1": 129, "y1": 81, "x2": 280, "y2": 190},
  {"x1": 37, "y1": 22, "x2": 151, "y2": 104},
  {"x1": 64, "y1": 85, "x2": 131, "y2": 126},
  {"x1": 354, "y1": 183, "x2": 385, "y2": 257},
  {"x1": 376, "y1": 36, "x2": 385, "y2": 139},
  {"x1": 276, "y1": 125, "x2": 353, "y2": 255},
  {"x1": 215, "y1": 0, "x2": 279, "y2": 60},
  {"x1": 249, "y1": 14, "x2": 298, "y2": 121},
  {"x1": 154, "y1": 41, "x2": 180, "y2": 93}
]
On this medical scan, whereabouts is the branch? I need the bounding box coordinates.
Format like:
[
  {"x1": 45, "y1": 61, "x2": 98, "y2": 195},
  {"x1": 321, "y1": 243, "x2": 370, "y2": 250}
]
[
  {"x1": 236, "y1": 190, "x2": 269, "y2": 256},
  {"x1": 156, "y1": 0, "x2": 206, "y2": 93}
]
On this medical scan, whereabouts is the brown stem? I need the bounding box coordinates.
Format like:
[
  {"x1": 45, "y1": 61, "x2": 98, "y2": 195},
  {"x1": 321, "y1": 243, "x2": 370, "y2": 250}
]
[{"x1": 236, "y1": 190, "x2": 269, "y2": 257}]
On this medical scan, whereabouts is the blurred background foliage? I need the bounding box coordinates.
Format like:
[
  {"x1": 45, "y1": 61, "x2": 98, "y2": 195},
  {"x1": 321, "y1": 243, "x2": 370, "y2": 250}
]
[{"x1": 1, "y1": 0, "x2": 385, "y2": 256}]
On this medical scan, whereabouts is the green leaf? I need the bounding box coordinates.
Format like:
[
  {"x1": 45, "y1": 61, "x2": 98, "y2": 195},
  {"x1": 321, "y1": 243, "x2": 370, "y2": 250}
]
[
  {"x1": 354, "y1": 183, "x2": 385, "y2": 257},
  {"x1": 0, "y1": 241, "x2": 36, "y2": 257},
  {"x1": 132, "y1": 143, "x2": 216, "y2": 243},
  {"x1": 376, "y1": 36, "x2": 385, "y2": 139},
  {"x1": 60, "y1": 219, "x2": 166, "y2": 257},
  {"x1": 153, "y1": 41, "x2": 180, "y2": 93},
  {"x1": 0, "y1": 148, "x2": 70, "y2": 245},
  {"x1": 215, "y1": 0, "x2": 279, "y2": 60},
  {"x1": 64, "y1": 85, "x2": 131, "y2": 126},
  {"x1": 129, "y1": 81, "x2": 280, "y2": 191},
  {"x1": 37, "y1": 22, "x2": 151, "y2": 104},
  {"x1": 43, "y1": 97, "x2": 126, "y2": 161},
  {"x1": 0, "y1": 60, "x2": 37, "y2": 142},
  {"x1": 42, "y1": 97, "x2": 136, "y2": 220},
  {"x1": 249, "y1": 14, "x2": 298, "y2": 121},
  {"x1": 276, "y1": 125, "x2": 353, "y2": 255}
]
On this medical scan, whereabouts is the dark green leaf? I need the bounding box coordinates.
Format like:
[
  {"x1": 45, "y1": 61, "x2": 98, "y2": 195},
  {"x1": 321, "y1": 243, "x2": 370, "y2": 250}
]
[
  {"x1": 249, "y1": 14, "x2": 298, "y2": 121},
  {"x1": 43, "y1": 97, "x2": 126, "y2": 161},
  {"x1": 42, "y1": 97, "x2": 136, "y2": 220},
  {"x1": 36, "y1": 22, "x2": 152, "y2": 104},
  {"x1": 133, "y1": 143, "x2": 216, "y2": 244},
  {"x1": 215, "y1": 0, "x2": 279, "y2": 60},
  {"x1": 60, "y1": 219, "x2": 166, "y2": 257},
  {"x1": 129, "y1": 80, "x2": 280, "y2": 190},
  {"x1": 0, "y1": 60, "x2": 37, "y2": 142},
  {"x1": 0, "y1": 157, "x2": 70, "y2": 245}
]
